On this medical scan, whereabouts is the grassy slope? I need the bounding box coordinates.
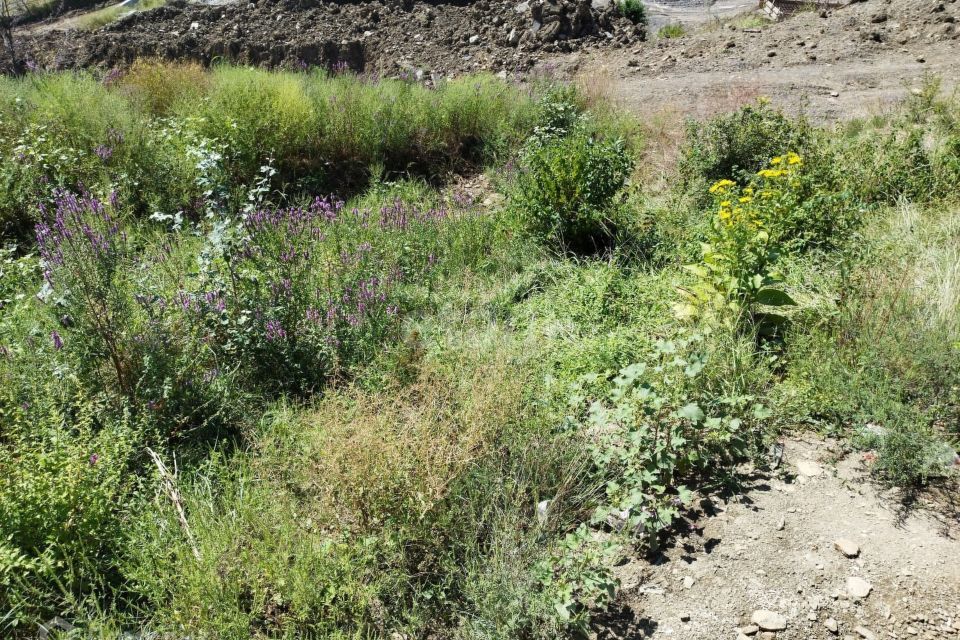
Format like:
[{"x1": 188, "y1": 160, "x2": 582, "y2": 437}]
[{"x1": 0, "y1": 64, "x2": 957, "y2": 638}]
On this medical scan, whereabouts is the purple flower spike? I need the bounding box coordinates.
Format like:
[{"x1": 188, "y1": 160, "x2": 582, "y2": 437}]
[{"x1": 51, "y1": 331, "x2": 64, "y2": 350}]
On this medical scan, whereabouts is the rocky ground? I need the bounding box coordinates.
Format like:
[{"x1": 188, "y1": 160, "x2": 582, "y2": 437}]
[
  {"x1": 563, "y1": 0, "x2": 960, "y2": 121},
  {"x1": 19, "y1": 0, "x2": 645, "y2": 74},
  {"x1": 595, "y1": 437, "x2": 960, "y2": 640},
  {"x1": 15, "y1": 0, "x2": 960, "y2": 120}
]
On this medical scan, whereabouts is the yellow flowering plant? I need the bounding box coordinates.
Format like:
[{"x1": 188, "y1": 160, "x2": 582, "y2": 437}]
[{"x1": 676, "y1": 154, "x2": 800, "y2": 332}]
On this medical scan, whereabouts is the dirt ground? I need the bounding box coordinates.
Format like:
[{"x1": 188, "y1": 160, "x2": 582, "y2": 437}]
[
  {"x1": 595, "y1": 437, "x2": 960, "y2": 640},
  {"x1": 556, "y1": 0, "x2": 960, "y2": 123}
]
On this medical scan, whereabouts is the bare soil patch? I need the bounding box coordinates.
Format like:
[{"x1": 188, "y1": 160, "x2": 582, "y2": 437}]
[{"x1": 596, "y1": 436, "x2": 960, "y2": 640}]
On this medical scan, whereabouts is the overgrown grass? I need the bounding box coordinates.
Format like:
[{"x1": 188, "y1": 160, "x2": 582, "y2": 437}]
[
  {"x1": 0, "y1": 63, "x2": 539, "y2": 237},
  {"x1": 0, "y1": 63, "x2": 958, "y2": 639}
]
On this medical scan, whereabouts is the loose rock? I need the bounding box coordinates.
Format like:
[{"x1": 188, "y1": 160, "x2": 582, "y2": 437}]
[
  {"x1": 854, "y1": 626, "x2": 878, "y2": 640},
  {"x1": 751, "y1": 610, "x2": 787, "y2": 632},
  {"x1": 834, "y1": 538, "x2": 860, "y2": 558},
  {"x1": 796, "y1": 459, "x2": 822, "y2": 477},
  {"x1": 846, "y1": 576, "x2": 873, "y2": 599}
]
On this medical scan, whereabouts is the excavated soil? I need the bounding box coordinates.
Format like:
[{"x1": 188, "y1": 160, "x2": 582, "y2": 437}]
[{"x1": 19, "y1": 0, "x2": 645, "y2": 74}]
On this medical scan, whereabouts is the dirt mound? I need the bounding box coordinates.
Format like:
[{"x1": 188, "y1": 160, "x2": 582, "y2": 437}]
[{"x1": 19, "y1": 0, "x2": 645, "y2": 74}]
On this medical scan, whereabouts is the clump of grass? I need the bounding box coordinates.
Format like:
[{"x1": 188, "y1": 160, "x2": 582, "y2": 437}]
[
  {"x1": 727, "y1": 12, "x2": 772, "y2": 30},
  {"x1": 657, "y1": 23, "x2": 686, "y2": 39},
  {"x1": 120, "y1": 59, "x2": 209, "y2": 116}
]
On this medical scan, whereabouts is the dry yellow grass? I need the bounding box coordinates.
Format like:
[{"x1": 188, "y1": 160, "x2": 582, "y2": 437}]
[
  {"x1": 120, "y1": 59, "x2": 209, "y2": 116},
  {"x1": 263, "y1": 354, "x2": 524, "y2": 533}
]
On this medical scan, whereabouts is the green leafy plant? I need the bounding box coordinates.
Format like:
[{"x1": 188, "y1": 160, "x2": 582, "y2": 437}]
[
  {"x1": 570, "y1": 337, "x2": 769, "y2": 546},
  {"x1": 617, "y1": 0, "x2": 647, "y2": 25},
  {"x1": 535, "y1": 524, "x2": 619, "y2": 634},
  {"x1": 676, "y1": 155, "x2": 801, "y2": 333},
  {"x1": 678, "y1": 99, "x2": 813, "y2": 197},
  {"x1": 511, "y1": 131, "x2": 633, "y2": 253}
]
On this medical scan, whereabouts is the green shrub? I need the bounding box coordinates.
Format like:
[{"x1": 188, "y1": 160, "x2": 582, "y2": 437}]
[
  {"x1": 618, "y1": 0, "x2": 647, "y2": 25},
  {"x1": 678, "y1": 99, "x2": 814, "y2": 196},
  {"x1": 511, "y1": 131, "x2": 633, "y2": 253},
  {"x1": 569, "y1": 336, "x2": 770, "y2": 547}
]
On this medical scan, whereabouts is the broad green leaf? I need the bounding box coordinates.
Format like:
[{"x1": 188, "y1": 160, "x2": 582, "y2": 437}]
[
  {"x1": 755, "y1": 288, "x2": 797, "y2": 307},
  {"x1": 676, "y1": 402, "x2": 704, "y2": 423}
]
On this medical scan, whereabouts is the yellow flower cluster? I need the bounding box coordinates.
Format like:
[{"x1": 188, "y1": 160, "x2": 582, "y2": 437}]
[
  {"x1": 758, "y1": 152, "x2": 803, "y2": 178},
  {"x1": 709, "y1": 179, "x2": 736, "y2": 195}
]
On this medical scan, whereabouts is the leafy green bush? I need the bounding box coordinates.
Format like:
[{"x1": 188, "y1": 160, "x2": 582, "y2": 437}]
[
  {"x1": 511, "y1": 132, "x2": 633, "y2": 253},
  {"x1": 678, "y1": 99, "x2": 814, "y2": 196},
  {"x1": 569, "y1": 336, "x2": 769, "y2": 547},
  {"x1": 617, "y1": 0, "x2": 647, "y2": 25}
]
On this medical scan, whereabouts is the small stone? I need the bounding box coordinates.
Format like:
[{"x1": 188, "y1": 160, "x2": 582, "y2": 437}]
[
  {"x1": 796, "y1": 460, "x2": 822, "y2": 477},
  {"x1": 739, "y1": 625, "x2": 759, "y2": 636},
  {"x1": 854, "y1": 626, "x2": 877, "y2": 640},
  {"x1": 468, "y1": 35, "x2": 480, "y2": 44},
  {"x1": 846, "y1": 576, "x2": 872, "y2": 599},
  {"x1": 834, "y1": 538, "x2": 860, "y2": 558},
  {"x1": 776, "y1": 517, "x2": 785, "y2": 531},
  {"x1": 917, "y1": 56, "x2": 926, "y2": 63},
  {"x1": 683, "y1": 576, "x2": 695, "y2": 589},
  {"x1": 830, "y1": 90, "x2": 840, "y2": 97},
  {"x1": 825, "y1": 618, "x2": 839, "y2": 634},
  {"x1": 680, "y1": 612, "x2": 691, "y2": 622},
  {"x1": 751, "y1": 610, "x2": 787, "y2": 631},
  {"x1": 808, "y1": 611, "x2": 818, "y2": 621}
]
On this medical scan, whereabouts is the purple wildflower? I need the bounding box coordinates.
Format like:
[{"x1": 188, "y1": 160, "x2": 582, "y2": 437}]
[
  {"x1": 265, "y1": 319, "x2": 287, "y2": 342},
  {"x1": 51, "y1": 331, "x2": 64, "y2": 350}
]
